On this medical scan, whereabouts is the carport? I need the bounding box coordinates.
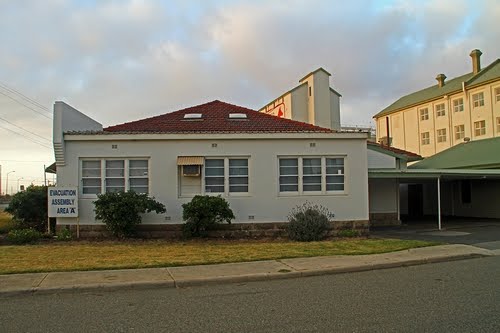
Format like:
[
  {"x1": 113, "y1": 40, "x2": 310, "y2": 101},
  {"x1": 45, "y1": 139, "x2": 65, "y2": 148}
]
[{"x1": 369, "y1": 168, "x2": 500, "y2": 230}]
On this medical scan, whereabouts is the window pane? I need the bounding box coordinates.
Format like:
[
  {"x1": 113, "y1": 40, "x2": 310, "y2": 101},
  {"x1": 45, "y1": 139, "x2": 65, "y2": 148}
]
[
  {"x1": 229, "y1": 185, "x2": 248, "y2": 193},
  {"x1": 205, "y1": 185, "x2": 224, "y2": 193},
  {"x1": 82, "y1": 186, "x2": 101, "y2": 194},
  {"x1": 206, "y1": 177, "x2": 224, "y2": 186},
  {"x1": 303, "y1": 175, "x2": 321, "y2": 184},
  {"x1": 130, "y1": 178, "x2": 148, "y2": 186},
  {"x1": 129, "y1": 187, "x2": 148, "y2": 194},
  {"x1": 82, "y1": 168, "x2": 101, "y2": 177},
  {"x1": 279, "y1": 158, "x2": 298, "y2": 167},
  {"x1": 303, "y1": 184, "x2": 321, "y2": 191},
  {"x1": 205, "y1": 168, "x2": 224, "y2": 176},
  {"x1": 326, "y1": 158, "x2": 343, "y2": 166},
  {"x1": 229, "y1": 177, "x2": 248, "y2": 185},
  {"x1": 327, "y1": 184, "x2": 344, "y2": 191},
  {"x1": 279, "y1": 176, "x2": 298, "y2": 185},
  {"x1": 280, "y1": 184, "x2": 298, "y2": 192},
  {"x1": 326, "y1": 175, "x2": 344, "y2": 184},
  {"x1": 82, "y1": 160, "x2": 100, "y2": 169},
  {"x1": 303, "y1": 158, "x2": 321, "y2": 176},
  {"x1": 129, "y1": 160, "x2": 148, "y2": 168},
  {"x1": 106, "y1": 160, "x2": 124, "y2": 177},
  {"x1": 206, "y1": 159, "x2": 224, "y2": 167},
  {"x1": 229, "y1": 159, "x2": 247, "y2": 167},
  {"x1": 279, "y1": 166, "x2": 298, "y2": 175},
  {"x1": 106, "y1": 178, "x2": 124, "y2": 187},
  {"x1": 229, "y1": 167, "x2": 248, "y2": 176}
]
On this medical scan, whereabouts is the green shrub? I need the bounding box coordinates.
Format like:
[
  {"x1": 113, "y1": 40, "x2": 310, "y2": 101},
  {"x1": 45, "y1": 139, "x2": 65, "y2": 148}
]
[
  {"x1": 182, "y1": 195, "x2": 235, "y2": 237},
  {"x1": 337, "y1": 229, "x2": 360, "y2": 238},
  {"x1": 7, "y1": 228, "x2": 42, "y2": 244},
  {"x1": 94, "y1": 191, "x2": 166, "y2": 238},
  {"x1": 55, "y1": 228, "x2": 72, "y2": 241},
  {"x1": 5, "y1": 185, "x2": 48, "y2": 232},
  {"x1": 287, "y1": 202, "x2": 332, "y2": 242}
]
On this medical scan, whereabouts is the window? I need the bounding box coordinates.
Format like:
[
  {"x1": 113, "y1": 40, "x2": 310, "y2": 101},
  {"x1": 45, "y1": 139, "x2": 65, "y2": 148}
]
[
  {"x1": 303, "y1": 158, "x2": 322, "y2": 192},
  {"x1": 279, "y1": 156, "x2": 345, "y2": 194},
  {"x1": 81, "y1": 159, "x2": 149, "y2": 195},
  {"x1": 421, "y1": 132, "x2": 430, "y2": 145},
  {"x1": 419, "y1": 108, "x2": 429, "y2": 121},
  {"x1": 279, "y1": 158, "x2": 299, "y2": 192},
  {"x1": 204, "y1": 159, "x2": 224, "y2": 193},
  {"x1": 105, "y1": 160, "x2": 125, "y2": 193},
  {"x1": 435, "y1": 103, "x2": 445, "y2": 117},
  {"x1": 474, "y1": 120, "x2": 486, "y2": 136},
  {"x1": 326, "y1": 158, "x2": 344, "y2": 191},
  {"x1": 82, "y1": 160, "x2": 101, "y2": 194},
  {"x1": 204, "y1": 158, "x2": 249, "y2": 194},
  {"x1": 129, "y1": 160, "x2": 149, "y2": 194},
  {"x1": 495, "y1": 88, "x2": 500, "y2": 102},
  {"x1": 455, "y1": 125, "x2": 465, "y2": 140},
  {"x1": 453, "y1": 98, "x2": 464, "y2": 112},
  {"x1": 437, "y1": 128, "x2": 447, "y2": 143},
  {"x1": 472, "y1": 92, "x2": 484, "y2": 108},
  {"x1": 497, "y1": 117, "x2": 500, "y2": 133},
  {"x1": 229, "y1": 159, "x2": 248, "y2": 193}
]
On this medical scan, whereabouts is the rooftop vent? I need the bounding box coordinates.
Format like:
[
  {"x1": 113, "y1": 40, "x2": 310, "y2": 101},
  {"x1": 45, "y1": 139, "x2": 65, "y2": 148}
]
[
  {"x1": 228, "y1": 113, "x2": 247, "y2": 119},
  {"x1": 183, "y1": 113, "x2": 202, "y2": 119},
  {"x1": 436, "y1": 73, "x2": 446, "y2": 87}
]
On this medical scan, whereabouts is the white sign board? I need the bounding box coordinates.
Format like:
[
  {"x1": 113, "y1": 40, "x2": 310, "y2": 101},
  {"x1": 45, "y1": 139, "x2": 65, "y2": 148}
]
[{"x1": 48, "y1": 187, "x2": 78, "y2": 217}]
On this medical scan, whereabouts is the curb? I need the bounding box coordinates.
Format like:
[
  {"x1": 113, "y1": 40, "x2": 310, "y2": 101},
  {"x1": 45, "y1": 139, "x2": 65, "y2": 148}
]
[{"x1": 0, "y1": 251, "x2": 492, "y2": 297}]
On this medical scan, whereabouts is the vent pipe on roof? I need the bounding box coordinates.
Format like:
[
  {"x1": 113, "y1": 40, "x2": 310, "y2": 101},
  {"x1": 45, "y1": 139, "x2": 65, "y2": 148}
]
[
  {"x1": 470, "y1": 49, "x2": 482, "y2": 74},
  {"x1": 436, "y1": 73, "x2": 447, "y2": 87}
]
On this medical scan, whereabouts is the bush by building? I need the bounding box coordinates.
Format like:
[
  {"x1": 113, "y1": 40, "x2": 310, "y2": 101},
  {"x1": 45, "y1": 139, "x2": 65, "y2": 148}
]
[
  {"x1": 287, "y1": 202, "x2": 332, "y2": 241},
  {"x1": 182, "y1": 195, "x2": 235, "y2": 237}
]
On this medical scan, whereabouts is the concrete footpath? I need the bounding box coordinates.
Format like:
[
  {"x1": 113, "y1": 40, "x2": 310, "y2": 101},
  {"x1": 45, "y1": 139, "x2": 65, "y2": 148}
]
[{"x1": 0, "y1": 244, "x2": 495, "y2": 297}]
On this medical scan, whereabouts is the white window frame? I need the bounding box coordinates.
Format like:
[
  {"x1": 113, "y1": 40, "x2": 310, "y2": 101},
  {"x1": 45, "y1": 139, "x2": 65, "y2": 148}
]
[
  {"x1": 453, "y1": 98, "x2": 464, "y2": 112},
  {"x1": 419, "y1": 108, "x2": 429, "y2": 121},
  {"x1": 437, "y1": 128, "x2": 447, "y2": 143},
  {"x1": 435, "y1": 103, "x2": 445, "y2": 117},
  {"x1": 495, "y1": 88, "x2": 500, "y2": 103},
  {"x1": 80, "y1": 158, "x2": 150, "y2": 197},
  {"x1": 455, "y1": 125, "x2": 465, "y2": 140},
  {"x1": 278, "y1": 156, "x2": 346, "y2": 196},
  {"x1": 472, "y1": 92, "x2": 484, "y2": 108},
  {"x1": 204, "y1": 157, "x2": 250, "y2": 196},
  {"x1": 421, "y1": 132, "x2": 430, "y2": 145},
  {"x1": 474, "y1": 120, "x2": 486, "y2": 136}
]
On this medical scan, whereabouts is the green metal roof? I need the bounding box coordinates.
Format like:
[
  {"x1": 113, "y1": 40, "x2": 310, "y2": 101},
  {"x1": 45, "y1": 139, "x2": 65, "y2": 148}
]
[
  {"x1": 374, "y1": 58, "x2": 500, "y2": 118},
  {"x1": 369, "y1": 168, "x2": 500, "y2": 179},
  {"x1": 409, "y1": 137, "x2": 500, "y2": 170}
]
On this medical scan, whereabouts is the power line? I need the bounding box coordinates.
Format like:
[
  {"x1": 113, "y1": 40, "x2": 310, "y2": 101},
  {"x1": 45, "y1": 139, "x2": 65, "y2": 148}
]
[
  {"x1": 0, "y1": 82, "x2": 51, "y2": 112},
  {"x1": 0, "y1": 124, "x2": 52, "y2": 149},
  {"x1": 0, "y1": 90, "x2": 52, "y2": 120},
  {"x1": 0, "y1": 115, "x2": 51, "y2": 143}
]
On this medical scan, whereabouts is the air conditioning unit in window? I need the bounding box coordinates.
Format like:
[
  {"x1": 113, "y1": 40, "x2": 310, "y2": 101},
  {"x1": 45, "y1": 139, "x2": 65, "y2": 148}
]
[{"x1": 182, "y1": 165, "x2": 201, "y2": 176}]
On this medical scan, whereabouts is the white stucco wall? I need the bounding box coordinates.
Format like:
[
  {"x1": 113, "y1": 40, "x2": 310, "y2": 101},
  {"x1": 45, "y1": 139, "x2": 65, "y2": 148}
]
[
  {"x1": 56, "y1": 135, "x2": 369, "y2": 226},
  {"x1": 368, "y1": 178, "x2": 398, "y2": 214},
  {"x1": 367, "y1": 149, "x2": 397, "y2": 169}
]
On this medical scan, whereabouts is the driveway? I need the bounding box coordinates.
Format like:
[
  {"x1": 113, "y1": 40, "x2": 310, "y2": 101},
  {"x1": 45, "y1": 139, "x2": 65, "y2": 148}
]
[{"x1": 371, "y1": 219, "x2": 500, "y2": 251}]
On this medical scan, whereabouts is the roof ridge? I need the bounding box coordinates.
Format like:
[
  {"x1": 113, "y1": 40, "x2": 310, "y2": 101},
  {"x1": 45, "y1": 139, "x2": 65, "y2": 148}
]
[{"x1": 465, "y1": 58, "x2": 500, "y2": 86}]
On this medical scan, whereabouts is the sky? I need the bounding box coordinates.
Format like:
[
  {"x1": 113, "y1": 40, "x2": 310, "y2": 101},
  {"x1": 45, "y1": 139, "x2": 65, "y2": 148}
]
[{"x1": 0, "y1": 0, "x2": 499, "y2": 194}]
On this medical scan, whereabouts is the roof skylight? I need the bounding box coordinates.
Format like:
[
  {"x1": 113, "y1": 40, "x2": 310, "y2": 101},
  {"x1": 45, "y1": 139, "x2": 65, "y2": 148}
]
[
  {"x1": 183, "y1": 113, "x2": 203, "y2": 119},
  {"x1": 228, "y1": 113, "x2": 247, "y2": 119}
]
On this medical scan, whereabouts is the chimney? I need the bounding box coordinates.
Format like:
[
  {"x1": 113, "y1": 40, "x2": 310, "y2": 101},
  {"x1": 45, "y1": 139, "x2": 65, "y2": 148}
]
[
  {"x1": 470, "y1": 49, "x2": 482, "y2": 74},
  {"x1": 436, "y1": 73, "x2": 446, "y2": 87}
]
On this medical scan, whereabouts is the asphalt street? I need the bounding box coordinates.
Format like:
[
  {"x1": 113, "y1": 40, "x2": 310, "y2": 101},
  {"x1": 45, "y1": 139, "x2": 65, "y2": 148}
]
[{"x1": 1, "y1": 255, "x2": 499, "y2": 333}]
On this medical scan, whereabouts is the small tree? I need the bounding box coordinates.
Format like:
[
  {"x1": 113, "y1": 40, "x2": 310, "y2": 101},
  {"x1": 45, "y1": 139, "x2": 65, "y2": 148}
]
[
  {"x1": 5, "y1": 185, "x2": 48, "y2": 232},
  {"x1": 287, "y1": 202, "x2": 332, "y2": 241},
  {"x1": 94, "y1": 191, "x2": 166, "y2": 238},
  {"x1": 182, "y1": 195, "x2": 235, "y2": 237}
]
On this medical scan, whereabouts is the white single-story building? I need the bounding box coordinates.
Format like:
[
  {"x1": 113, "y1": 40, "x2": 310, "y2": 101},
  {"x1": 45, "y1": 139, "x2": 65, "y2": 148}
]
[{"x1": 52, "y1": 99, "x2": 370, "y2": 237}]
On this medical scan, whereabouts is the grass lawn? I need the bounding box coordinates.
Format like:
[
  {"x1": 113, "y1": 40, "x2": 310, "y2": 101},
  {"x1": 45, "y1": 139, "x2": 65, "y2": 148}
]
[{"x1": 0, "y1": 238, "x2": 438, "y2": 274}]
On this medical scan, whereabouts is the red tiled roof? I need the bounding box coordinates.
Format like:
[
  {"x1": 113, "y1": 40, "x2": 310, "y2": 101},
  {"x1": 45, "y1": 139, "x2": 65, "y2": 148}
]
[
  {"x1": 103, "y1": 100, "x2": 334, "y2": 134},
  {"x1": 367, "y1": 141, "x2": 422, "y2": 160}
]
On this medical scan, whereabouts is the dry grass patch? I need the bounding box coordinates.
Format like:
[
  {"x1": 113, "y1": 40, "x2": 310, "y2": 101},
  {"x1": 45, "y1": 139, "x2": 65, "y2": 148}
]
[
  {"x1": 0, "y1": 238, "x2": 437, "y2": 274},
  {"x1": 0, "y1": 209, "x2": 16, "y2": 234}
]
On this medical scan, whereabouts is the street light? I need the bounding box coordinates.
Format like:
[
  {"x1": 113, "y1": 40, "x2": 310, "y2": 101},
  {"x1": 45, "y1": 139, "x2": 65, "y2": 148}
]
[
  {"x1": 17, "y1": 177, "x2": 24, "y2": 193},
  {"x1": 6, "y1": 171, "x2": 15, "y2": 196}
]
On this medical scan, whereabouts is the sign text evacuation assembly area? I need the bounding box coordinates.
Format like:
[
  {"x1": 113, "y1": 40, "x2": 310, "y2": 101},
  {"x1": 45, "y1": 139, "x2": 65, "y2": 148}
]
[{"x1": 48, "y1": 187, "x2": 78, "y2": 217}]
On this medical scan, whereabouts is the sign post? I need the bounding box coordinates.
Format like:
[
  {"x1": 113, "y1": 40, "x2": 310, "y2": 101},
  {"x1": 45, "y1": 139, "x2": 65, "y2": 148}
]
[{"x1": 47, "y1": 187, "x2": 79, "y2": 237}]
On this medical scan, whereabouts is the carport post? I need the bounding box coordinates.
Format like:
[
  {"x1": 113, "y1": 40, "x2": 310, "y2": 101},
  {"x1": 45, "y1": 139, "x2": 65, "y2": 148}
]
[{"x1": 437, "y1": 177, "x2": 441, "y2": 230}]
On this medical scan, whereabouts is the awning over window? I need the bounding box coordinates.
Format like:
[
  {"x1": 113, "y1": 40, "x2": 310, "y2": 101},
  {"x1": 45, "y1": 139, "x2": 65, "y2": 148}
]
[{"x1": 177, "y1": 156, "x2": 204, "y2": 166}]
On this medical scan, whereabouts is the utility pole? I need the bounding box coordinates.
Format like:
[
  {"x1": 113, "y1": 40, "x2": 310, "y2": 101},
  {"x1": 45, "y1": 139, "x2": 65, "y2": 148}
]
[{"x1": 44, "y1": 164, "x2": 47, "y2": 186}]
